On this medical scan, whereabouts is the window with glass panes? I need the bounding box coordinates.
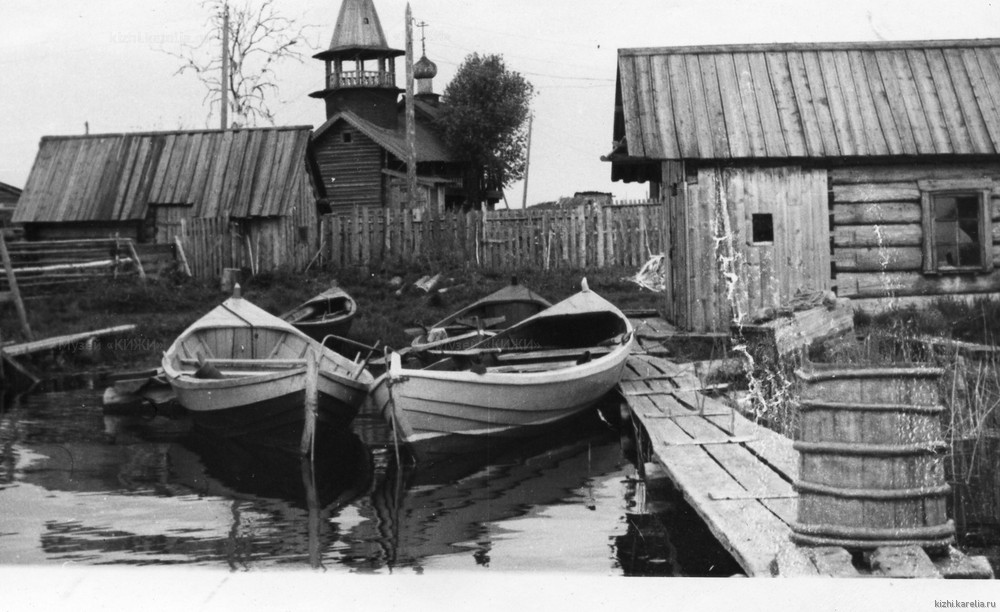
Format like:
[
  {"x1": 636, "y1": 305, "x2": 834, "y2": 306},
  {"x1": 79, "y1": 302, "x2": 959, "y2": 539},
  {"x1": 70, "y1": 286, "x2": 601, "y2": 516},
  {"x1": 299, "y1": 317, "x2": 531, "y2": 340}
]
[{"x1": 919, "y1": 180, "x2": 993, "y2": 274}]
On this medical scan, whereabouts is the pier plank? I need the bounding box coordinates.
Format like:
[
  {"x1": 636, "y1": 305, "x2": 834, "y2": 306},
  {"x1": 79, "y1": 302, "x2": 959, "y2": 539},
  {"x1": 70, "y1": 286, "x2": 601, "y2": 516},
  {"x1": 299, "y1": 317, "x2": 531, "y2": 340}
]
[
  {"x1": 659, "y1": 445, "x2": 792, "y2": 576},
  {"x1": 620, "y1": 353, "x2": 825, "y2": 576}
]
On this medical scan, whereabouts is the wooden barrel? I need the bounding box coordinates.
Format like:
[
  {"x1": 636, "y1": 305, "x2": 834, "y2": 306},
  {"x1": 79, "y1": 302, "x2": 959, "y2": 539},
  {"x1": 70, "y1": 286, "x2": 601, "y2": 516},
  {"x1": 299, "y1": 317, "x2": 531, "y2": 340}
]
[{"x1": 791, "y1": 364, "x2": 955, "y2": 550}]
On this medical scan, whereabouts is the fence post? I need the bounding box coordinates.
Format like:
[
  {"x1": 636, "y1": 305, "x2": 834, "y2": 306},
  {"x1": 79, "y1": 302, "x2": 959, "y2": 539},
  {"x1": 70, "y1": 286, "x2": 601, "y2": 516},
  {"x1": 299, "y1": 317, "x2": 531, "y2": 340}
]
[{"x1": 361, "y1": 206, "x2": 371, "y2": 268}]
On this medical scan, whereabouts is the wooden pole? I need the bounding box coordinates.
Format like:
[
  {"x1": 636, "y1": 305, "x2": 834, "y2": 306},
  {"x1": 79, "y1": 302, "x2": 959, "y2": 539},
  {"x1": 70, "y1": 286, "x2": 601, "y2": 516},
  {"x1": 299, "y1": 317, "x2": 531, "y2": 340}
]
[
  {"x1": 405, "y1": 4, "x2": 417, "y2": 210},
  {"x1": 0, "y1": 233, "x2": 31, "y2": 340},
  {"x1": 221, "y1": 3, "x2": 230, "y2": 130},
  {"x1": 521, "y1": 114, "x2": 533, "y2": 209},
  {"x1": 173, "y1": 235, "x2": 193, "y2": 277},
  {"x1": 300, "y1": 354, "x2": 318, "y2": 460}
]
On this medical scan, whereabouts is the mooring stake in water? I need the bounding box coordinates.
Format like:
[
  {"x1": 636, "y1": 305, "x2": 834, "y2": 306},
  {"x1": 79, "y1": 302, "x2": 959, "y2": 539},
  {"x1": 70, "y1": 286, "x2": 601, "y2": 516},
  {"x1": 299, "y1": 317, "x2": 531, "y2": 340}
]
[{"x1": 301, "y1": 352, "x2": 319, "y2": 465}]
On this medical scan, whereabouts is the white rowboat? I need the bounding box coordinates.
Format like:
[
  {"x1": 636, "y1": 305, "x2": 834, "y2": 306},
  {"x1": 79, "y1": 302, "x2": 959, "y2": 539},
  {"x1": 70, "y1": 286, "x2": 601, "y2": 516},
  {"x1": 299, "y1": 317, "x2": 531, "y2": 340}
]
[
  {"x1": 162, "y1": 289, "x2": 373, "y2": 447},
  {"x1": 372, "y1": 279, "x2": 633, "y2": 458}
]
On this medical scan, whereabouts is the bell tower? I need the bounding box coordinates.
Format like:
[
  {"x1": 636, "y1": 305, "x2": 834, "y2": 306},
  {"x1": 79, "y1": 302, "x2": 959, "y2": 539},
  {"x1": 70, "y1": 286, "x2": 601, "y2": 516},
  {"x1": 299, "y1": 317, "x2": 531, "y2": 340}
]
[{"x1": 310, "y1": 0, "x2": 404, "y2": 129}]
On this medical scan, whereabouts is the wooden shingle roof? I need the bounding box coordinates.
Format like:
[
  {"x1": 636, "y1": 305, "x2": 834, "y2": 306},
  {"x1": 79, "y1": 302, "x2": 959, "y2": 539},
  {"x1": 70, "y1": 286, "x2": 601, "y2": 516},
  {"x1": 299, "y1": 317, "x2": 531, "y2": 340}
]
[
  {"x1": 14, "y1": 126, "x2": 314, "y2": 223},
  {"x1": 613, "y1": 38, "x2": 1000, "y2": 161},
  {"x1": 315, "y1": 0, "x2": 403, "y2": 60}
]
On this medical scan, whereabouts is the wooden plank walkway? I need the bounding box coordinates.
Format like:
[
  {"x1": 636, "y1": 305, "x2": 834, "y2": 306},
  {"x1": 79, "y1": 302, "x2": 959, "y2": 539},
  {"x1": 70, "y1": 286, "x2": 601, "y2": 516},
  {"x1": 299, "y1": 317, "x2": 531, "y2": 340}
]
[{"x1": 619, "y1": 348, "x2": 995, "y2": 578}]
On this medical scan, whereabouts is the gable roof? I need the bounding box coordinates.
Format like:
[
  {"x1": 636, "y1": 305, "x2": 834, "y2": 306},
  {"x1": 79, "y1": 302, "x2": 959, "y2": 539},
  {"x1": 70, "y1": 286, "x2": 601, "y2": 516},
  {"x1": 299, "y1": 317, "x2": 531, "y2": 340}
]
[
  {"x1": 14, "y1": 126, "x2": 315, "y2": 224},
  {"x1": 312, "y1": 110, "x2": 454, "y2": 163},
  {"x1": 611, "y1": 38, "x2": 1000, "y2": 162}
]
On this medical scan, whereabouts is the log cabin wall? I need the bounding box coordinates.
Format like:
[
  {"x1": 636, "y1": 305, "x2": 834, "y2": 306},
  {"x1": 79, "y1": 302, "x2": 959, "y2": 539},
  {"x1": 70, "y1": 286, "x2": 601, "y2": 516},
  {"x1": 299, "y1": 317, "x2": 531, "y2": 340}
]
[
  {"x1": 670, "y1": 164, "x2": 831, "y2": 332},
  {"x1": 831, "y1": 161, "x2": 1000, "y2": 307},
  {"x1": 311, "y1": 123, "x2": 384, "y2": 213}
]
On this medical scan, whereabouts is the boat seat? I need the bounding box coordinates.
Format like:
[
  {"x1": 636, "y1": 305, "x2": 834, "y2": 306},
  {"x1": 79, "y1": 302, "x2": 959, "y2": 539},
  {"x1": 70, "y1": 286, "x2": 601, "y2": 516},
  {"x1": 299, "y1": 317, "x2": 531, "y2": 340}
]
[
  {"x1": 178, "y1": 357, "x2": 307, "y2": 369},
  {"x1": 442, "y1": 346, "x2": 613, "y2": 364},
  {"x1": 494, "y1": 347, "x2": 613, "y2": 363},
  {"x1": 486, "y1": 361, "x2": 578, "y2": 374}
]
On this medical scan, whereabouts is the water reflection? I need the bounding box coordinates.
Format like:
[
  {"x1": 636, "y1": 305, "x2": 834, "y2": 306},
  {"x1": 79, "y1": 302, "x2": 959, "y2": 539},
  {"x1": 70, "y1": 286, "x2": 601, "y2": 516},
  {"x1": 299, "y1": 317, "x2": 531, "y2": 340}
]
[
  {"x1": 1, "y1": 387, "x2": 741, "y2": 574},
  {"x1": 354, "y1": 417, "x2": 625, "y2": 572}
]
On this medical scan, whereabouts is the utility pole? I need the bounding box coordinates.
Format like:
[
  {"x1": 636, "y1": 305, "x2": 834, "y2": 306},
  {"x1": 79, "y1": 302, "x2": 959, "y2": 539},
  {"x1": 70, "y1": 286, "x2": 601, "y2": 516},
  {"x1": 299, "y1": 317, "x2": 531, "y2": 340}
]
[
  {"x1": 405, "y1": 4, "x2": 417, "y2": 209},
  {"x1": 221, "y1": 2, "x2": 230, "y2": 130},
  {"x1": 521, "y1": 114, "x2": 533, "y2": 209}
]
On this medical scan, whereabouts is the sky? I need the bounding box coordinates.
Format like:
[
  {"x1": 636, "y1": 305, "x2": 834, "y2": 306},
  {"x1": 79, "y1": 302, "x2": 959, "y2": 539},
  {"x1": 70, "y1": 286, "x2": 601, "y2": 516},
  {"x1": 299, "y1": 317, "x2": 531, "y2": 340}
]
[{"x1": 2, "y1": 0, "x2": 1000, "y2": 207}]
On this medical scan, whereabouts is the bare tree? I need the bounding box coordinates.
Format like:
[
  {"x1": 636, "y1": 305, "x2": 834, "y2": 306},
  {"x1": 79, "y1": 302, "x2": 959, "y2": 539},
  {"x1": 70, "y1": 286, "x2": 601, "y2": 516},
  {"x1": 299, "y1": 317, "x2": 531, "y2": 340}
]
[{"x1": 168, "y1": 0, "x2": 315, "y2": 127}]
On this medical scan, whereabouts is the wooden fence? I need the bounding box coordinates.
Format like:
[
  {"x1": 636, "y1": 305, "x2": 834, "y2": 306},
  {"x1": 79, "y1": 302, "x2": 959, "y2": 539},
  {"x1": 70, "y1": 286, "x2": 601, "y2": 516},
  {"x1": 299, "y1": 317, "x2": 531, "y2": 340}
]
[
  {"x1": 161, "y1": 216, "x2": 312, "y2": 279},
  {"x1": 319, "y1": 202, "x2": 664, "y2": 271},
  {"x1": 0, "y1": 237, "x2": 176, "y2": 295}
]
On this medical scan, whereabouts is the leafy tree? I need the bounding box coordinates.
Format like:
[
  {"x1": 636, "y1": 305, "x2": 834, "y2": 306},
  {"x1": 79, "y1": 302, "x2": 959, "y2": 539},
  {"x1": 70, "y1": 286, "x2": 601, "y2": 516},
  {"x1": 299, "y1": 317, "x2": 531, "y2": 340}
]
[
  {"x1": 168, "y1": 0, "x2": 315, "y2": 127},
  {"x1": 439, "y1": 54, "x2": 534, "y2": 210}
]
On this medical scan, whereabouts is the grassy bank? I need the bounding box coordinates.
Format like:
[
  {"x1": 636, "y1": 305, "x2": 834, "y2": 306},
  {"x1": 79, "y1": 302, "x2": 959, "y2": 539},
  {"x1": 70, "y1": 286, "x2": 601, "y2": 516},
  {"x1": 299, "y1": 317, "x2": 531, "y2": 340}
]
[{"x1": 1, "y1": 265, "x2": 659, "y2": 375}]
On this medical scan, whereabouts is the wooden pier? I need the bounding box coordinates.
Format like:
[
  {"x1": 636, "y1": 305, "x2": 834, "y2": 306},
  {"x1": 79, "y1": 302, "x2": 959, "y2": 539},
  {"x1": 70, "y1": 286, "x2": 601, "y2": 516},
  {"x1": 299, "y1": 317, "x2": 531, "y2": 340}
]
[{"x1": 620, "y1": 317, "x2": 995, "y2": 578}]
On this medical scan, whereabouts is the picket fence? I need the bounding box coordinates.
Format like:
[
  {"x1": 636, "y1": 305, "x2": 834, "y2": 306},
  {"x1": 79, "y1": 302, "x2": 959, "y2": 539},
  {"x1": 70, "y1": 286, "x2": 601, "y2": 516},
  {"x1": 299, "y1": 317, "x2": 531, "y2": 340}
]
[
  {"x1": 159, "y1": 216, "x2": 311, "y2": 279},
  {"x1": 319, "y1": 201, "x2": 664, "y2": 271}
]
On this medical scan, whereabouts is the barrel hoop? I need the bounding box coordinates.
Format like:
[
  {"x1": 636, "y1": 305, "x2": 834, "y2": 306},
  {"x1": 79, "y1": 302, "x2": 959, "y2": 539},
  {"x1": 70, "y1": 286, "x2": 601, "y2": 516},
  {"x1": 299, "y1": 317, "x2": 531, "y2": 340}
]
[
  {"x1": 791, "y1": 520, "x2": 955, "y2": 540},
  {"x1": 789, "y1": 532, "x2": 955, "y2": 551},
  {"x1": 798, "y1": 400, "x2": 944, "y2": 414},
  {"x1": 793, "y1": 440, "x2": 947, "y2": 456},
  {"x1": 795, "y1": 367, "x2": 944, "y2": 382},
  {"x1": 794, "y1": 480, "x2": 951, "y2": 499}
]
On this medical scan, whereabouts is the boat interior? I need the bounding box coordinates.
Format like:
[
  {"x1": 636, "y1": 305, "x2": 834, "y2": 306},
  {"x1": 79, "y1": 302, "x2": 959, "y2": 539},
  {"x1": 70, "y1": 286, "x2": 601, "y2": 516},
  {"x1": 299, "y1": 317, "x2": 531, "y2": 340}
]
[
  {"x1": 420, "y1": 311, "x2": 631, "y2": 374},
  {"x1": 479, "y1": 311, "x2": 630, "y2": 351},
  {"x1": 285, "y1": 295, "x2": 354, "y2": 323},
  {"x1": 441, "y1": 300, "x2": 548, "y2": 332},
  {"x1": 169, "y1": 325, "x2": 358, "y2": 380}
]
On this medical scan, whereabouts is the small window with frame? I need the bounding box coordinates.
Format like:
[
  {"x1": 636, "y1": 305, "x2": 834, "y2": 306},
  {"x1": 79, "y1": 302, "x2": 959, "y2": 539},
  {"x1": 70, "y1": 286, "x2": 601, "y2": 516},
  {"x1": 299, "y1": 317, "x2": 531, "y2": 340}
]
[{"x1": 919, "y1": 179, "x2": 994, "y2": 275}]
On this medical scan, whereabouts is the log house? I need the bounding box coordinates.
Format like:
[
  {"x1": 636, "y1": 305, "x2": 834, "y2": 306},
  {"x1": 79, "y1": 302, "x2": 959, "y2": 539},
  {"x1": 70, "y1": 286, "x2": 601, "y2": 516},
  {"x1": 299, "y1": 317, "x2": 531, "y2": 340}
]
[{"x1": 607, "y1": 39, "x2": 1000, "y2": 331}]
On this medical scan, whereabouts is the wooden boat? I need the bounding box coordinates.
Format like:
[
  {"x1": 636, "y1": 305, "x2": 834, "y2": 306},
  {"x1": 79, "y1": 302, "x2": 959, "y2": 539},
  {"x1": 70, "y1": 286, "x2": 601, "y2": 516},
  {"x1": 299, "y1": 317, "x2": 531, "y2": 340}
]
[
  {"x1": 372, "y1": 279, "x2": 633, "y2": 458},
  {"x1": 280, "y1": 284, "x2": 357, "y2": 342},
  {"x1": 409, "y1": 278, "x2": 551, "y2": 355},
  {"x1": 162, "y1": 287, "x2": 373, "y2": 447}
]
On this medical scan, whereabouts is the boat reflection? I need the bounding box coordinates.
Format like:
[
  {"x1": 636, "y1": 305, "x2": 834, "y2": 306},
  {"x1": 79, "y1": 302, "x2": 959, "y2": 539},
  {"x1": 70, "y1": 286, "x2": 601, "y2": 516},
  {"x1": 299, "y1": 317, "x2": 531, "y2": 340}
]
[
  {"x1": 174, "y1": 424, "x2": 374, "y2": 569},
  {"x1": 4, "y1": 393, "x2": 374, "y2": 568},
  {"x1": 176, "y1": 424, "x2": 373, "y2": 512},
  {"x1": 350, "y1": 414, "x2": 625, "y2": 571}
]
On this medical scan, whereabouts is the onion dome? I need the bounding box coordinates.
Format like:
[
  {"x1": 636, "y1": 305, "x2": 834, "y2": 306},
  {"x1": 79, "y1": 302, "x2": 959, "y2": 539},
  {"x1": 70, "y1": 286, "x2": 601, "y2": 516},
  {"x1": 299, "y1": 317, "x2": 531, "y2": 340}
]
[{"x1": 414, "y1": 55, "x2": 438, "y2": 80}]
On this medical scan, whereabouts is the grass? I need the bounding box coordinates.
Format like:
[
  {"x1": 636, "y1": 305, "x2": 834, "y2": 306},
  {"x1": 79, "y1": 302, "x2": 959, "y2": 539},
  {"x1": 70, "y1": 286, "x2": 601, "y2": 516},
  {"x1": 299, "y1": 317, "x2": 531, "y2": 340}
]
[{"x1": 1, "y1": 264, "x2": 661, "y2": 374}]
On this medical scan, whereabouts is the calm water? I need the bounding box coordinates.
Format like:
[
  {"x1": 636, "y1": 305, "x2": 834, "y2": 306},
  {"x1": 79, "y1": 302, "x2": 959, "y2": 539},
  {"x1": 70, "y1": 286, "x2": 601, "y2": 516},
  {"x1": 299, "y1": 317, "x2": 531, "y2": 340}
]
[{"x1": 0, "y1": 386, "x2": 740, "y2": 575}]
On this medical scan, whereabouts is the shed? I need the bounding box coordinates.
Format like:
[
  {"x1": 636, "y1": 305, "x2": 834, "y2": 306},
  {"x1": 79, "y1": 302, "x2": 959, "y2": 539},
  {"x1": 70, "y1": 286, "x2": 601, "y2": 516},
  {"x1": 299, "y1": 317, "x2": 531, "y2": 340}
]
[
  {"x1": 607, "y1": 38, "x2": 1000, "y2": 331},
  {"x1": 0, "y1": 181, "x2": 20, "y2": 227},
  {"x1": 13, "y1": 126, "x2": 319, "y2": 271}
]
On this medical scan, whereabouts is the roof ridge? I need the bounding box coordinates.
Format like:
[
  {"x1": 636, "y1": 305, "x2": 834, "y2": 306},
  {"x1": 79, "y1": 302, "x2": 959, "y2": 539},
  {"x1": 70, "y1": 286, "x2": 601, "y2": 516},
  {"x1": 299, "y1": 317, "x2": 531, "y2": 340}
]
[
  {"x1": 619, "y1": 37, "x2": 1000, "y2": 56},
  {"x1": 39, "y1": 125, "x2": 316, "y2": 142}
]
